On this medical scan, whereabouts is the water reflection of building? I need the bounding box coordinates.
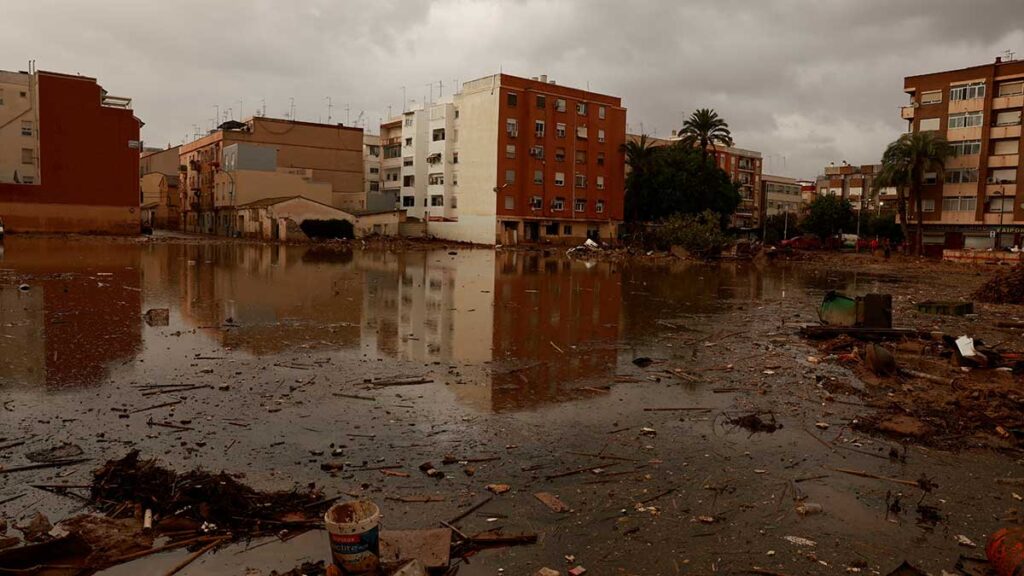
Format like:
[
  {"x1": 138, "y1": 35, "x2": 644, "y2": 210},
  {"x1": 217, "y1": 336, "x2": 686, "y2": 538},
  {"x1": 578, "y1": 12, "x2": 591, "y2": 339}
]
[
  {"x1": 358, "y1": 250, "x2": 494, "y2": 364},
  {"x1": 0, "y1": 238, "x2": 141, "y2": 387},
  {"x1": 175, "y1": 243, "x2": 363, "y2": 355},
  {"x1": 453, "y1": 252, "x2": 622, "y2": 412}
]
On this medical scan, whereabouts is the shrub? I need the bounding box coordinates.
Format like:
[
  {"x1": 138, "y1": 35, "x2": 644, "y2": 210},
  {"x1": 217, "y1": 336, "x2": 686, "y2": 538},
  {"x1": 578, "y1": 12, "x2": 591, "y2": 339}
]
[
  {"x1": 299, "y1": 219, "x2": 354, "y2": 240},
  {"x1": 655, "y1": 210, "x2": 731, "y2": 257}
]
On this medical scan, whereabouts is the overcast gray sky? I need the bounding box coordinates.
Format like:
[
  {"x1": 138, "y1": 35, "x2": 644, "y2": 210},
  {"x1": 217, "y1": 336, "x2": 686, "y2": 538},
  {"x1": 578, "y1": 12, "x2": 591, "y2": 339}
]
[{"x1": 3, "y1": 0, "x2": 1023, "y2": 178}]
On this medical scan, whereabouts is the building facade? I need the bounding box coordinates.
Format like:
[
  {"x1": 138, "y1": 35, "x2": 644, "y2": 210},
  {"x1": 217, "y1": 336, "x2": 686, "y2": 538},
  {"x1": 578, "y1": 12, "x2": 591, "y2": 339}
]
[
  {"x1": 139, "y1": 146, "x2": 181, "y2": 230},
  {"x1": 762, "y1": 174, "x2": 803, "y2": 218},
  {"x1": 814, "y1": 163, "x2": 897, "y2": 212},
  {"x1": 385, "y1": 74, "x2": 626, "y2": 245},
  {"x1": 903, "y1": 57, "x2": 1024, "y2": 250},
  {"x1": 0, "y1": 68, "x2": 141, "y2": 234},
  {"x1": 178, "y1": 117, "x2": 364, "y2": 234}
]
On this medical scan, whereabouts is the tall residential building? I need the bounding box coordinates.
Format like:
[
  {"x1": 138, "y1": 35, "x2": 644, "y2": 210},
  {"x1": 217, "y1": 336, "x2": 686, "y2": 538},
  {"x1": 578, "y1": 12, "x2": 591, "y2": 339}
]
[
  {"x1": 814, "y1": 163, "x2": 897, "y2": 211},
  {"x1": 761, "y1": 174, "x2": 803, "y2": 218},
  {"x1": 903, "y1": 56, "x2": 1024, "y2": 250},
  {"x1": 388, "y1": 74, "x2": 626, "y2": 245},
  {"x1": 0, "y1": 67, "x2": 141, "y2": 234},
  {"x1": 363, "y1": 133, "x2": 394, "y2": 211},
  {"x1": 178, "y1": 117, "x2": 364, "y2": 234},
  {"x1": 140, "y1": 145, "x2": 181, "y2": 230}
]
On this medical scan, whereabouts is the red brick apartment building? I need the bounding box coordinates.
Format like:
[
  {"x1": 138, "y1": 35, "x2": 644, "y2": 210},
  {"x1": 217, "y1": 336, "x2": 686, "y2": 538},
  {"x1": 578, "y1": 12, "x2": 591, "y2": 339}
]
[
  {"x1": 491, "y1": 74, "x2": 626, "y2": 245},
  {"x1": 903, "y1": 56, "x2": 1024, "y2": 251},
  {"x1": 0, "y1": 67, "x2": 141, "y2": 234}
]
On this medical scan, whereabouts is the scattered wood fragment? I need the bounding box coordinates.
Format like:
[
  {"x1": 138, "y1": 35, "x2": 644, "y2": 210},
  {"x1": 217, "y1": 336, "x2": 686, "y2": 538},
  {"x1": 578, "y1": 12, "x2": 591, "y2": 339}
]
[
  {"x1": 0, "y1": 458, "x2": 91, "y2": 475},
  {"x1": 386, "y1": 495, "x2": 445, "y2": 503},
  {"x1": 142, "y1": 385, "x2": 210, "y2": 397},
  {"x1": 163, "y1": 535, "x2": 230, "y2": 576},
  {"x1": 146, "y1": 420, "x2": 195, "y2": 432},
  {"x1": 469, "y1": 530, "x2": 538, "y2": 546},
  {"x1": 534, "y1": 492, "x2": 570, "y2": 513},
  {"x1": 565, "y1": 451, "x2": 636, "y2": 462},
  {"x1": 448, "y1": 496, "x2": 493, "y2": 525},
  {"x1": 370, "y1": 377, "x2": 434, "y2": 387},
  {"x1": 898, "y1": 368, "x2": 953, "y2": 386},
  {"x1": 380, "y1": 469, "x2": 410, "y2": 478},
  {"x1": 129, "y1": 400, "x2": 183, "y2": 414},
  {"x1": 643, "y1": 407, "x2": 712, "y2": 412},
  {"x1": 549, "y1": 341, "x2": 565, "y2": 354},
  {"x1": 826, "y1": 466, "x2": 924, "y2": 488},
  {"x1": 639, "y1": 487, "x2": 676, "y2": 504},
  {"x1": 333, "y1": 392, "x2": 376, "y2": 401},
  {"x1": 544, "y1": 462, "x2": 620, "y2": 480}
]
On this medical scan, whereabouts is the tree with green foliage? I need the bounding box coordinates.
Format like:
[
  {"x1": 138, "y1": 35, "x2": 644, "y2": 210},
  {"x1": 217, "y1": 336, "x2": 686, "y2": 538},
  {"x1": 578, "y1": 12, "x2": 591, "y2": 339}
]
[
  {"x1": 623, "y1": 138, "x2": 741, "y2": 224},
  {"x1": 655, "y1": 210, "x2": 731, "y2": 257},
  {"x1": 878, "y1": 132, "x2": 954, "y2": 255},
  {"x1": 864, "y1": 213, "x2": 904, "y2": 245},
  {"x1": 802, "y1": 195, "x2": 854, "y2": 242},
  {"x1": 763, "y1": 212, "x2": 799, "y2": 244},
  {"x1": 873, "y1": 162, "x2": 910, "y2": 249},
  {"x1": 621, "y1": 135, "x2": 660, "y2": 223},
  {"x1": 678, "y1": 108, "x2": 733, "y2": 164}
]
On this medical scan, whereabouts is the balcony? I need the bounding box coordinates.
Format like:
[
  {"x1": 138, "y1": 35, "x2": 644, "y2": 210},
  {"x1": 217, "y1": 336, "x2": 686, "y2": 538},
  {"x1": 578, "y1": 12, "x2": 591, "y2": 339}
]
[
  {"x1": 993, "y1": 95, "x2": 1024, "y2": 110},
  {"x1": 989, "y1": 154, "x2": 1020, "y2": 168},
  {"x1": 984, "y1": 212, "x2": 1021, "y2": 225},
  {"x1": 986, "y1": 183, "x2": 1017, "y2": 196},
  {"x1": 948, "y1": 98, "x2": 985, "y2": 114},
  {"x1": 990, "y1": 124, "x2": 1022, "y2": 139},
  {"x1": 945, "y1": 155, "x2": 980, "y2": 169},
  {"x1": 901, "y1": 105, "x2": 915, "y2": 120}
]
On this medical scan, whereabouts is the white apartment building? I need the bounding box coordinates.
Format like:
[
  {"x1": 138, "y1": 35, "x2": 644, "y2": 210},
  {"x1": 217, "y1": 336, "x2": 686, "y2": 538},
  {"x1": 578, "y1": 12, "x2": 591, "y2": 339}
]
[{"x1": 396, "y1": 100, "x2": 458, "y2": 222}]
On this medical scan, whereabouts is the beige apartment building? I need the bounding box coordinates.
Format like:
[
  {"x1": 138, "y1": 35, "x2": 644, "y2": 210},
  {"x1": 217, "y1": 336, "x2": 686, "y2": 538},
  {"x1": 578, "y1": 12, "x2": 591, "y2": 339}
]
[
  {"x1": 761, "y1": 174, "x2": 803, "y2": 218},
  {"x1": 903, "y1": 56, "x2": 1024, "y2": 251},
  {"x1": 179, "y1": 117, "x2": 364, "y2": 235},
  {"x1": 814, "y1": 163, "x2": 898, "y2": 212},
  {"x1": 0, "y1": 70, "x2": 39, "y2": 186},
  {"x1": 140, "y1": 146, "x2": 181, "y2": 230}
]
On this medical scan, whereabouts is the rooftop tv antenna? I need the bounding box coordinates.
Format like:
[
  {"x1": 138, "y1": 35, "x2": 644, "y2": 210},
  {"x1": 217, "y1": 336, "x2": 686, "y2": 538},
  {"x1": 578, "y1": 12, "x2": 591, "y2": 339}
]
[
  {"x1": 326, "y1": 96, "x2": 333, "y2": 123},
  {"x1": 289, "y1": 97, "x2": 296, "y2": 120},
  {"x1": 1005, "y1": 49, "x2": 1017, "y2": 61}
]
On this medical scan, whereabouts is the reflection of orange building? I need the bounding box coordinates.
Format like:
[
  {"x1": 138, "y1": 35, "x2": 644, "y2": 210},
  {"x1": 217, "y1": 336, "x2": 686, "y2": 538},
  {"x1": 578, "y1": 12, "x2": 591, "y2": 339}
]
[
  {"x1": 476, "y1": 252, "x2": 621, "y2": 411},
  {"x1": 0, "y1": 238, "x2": 142, "y2": 387}
]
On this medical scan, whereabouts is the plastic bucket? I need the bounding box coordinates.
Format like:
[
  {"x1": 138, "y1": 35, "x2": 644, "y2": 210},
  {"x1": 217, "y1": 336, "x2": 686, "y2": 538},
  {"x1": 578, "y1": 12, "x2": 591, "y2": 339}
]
[{"x1": 325, "y1": 500, "x2": 381, "y2": 574}]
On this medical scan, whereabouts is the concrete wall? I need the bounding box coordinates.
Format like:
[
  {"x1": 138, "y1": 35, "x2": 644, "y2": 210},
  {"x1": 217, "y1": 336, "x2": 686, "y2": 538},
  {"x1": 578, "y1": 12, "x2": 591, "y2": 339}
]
[
  {"x1": 0, "y1": 201, "x2": 138, "y2": 234},
  {"x1": 214, "y1": 169, "x2": 333, "y2": 208},
  {"x1": 353, "y1": 211, "x2": 403, "y2": 237},
  {"x1": 139, "y1": 146, "x2": 180, "y2": 177}
]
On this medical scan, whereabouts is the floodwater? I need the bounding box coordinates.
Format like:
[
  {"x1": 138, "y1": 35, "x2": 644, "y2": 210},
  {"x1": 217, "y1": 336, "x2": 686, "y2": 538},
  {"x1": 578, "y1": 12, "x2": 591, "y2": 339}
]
[{"x1": 0, "y1": 237, "x2": 1014, "y2": 575}]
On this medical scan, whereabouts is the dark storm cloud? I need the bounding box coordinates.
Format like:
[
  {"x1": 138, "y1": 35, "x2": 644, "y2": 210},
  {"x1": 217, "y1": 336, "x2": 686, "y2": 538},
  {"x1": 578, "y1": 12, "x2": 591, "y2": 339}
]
[{"x1": 2, "y1": 0, "x2": 1023, "y2": 177}]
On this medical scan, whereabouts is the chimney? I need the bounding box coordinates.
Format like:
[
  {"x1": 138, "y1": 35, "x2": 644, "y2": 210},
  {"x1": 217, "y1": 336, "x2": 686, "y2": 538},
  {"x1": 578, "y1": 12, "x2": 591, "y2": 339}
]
[
  {"x1": 997, "y1": 56, "x2": 1003, "y2": 64},
  {"x1": 540, "y1": 74, "x2": 548, "y2": 83}
]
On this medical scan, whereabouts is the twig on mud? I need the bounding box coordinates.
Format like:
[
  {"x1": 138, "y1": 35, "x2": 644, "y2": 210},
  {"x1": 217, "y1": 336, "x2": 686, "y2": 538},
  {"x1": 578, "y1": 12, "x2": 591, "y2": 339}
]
[
  {"x1": 544, "y1": 462, "x2": 620, "y2": 480},
  {"x1": 163, "y1": 535, "x2": 230, "y2": 576},
  {"x1": 448, "y1": 496, "x2": 494, "y2": 525}
]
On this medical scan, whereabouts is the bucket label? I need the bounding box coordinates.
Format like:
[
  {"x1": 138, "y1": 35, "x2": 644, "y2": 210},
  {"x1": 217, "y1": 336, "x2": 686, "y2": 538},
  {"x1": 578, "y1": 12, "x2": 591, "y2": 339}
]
[{"x1": 330, "y1": 526, "x2": 380, "y2": 573}]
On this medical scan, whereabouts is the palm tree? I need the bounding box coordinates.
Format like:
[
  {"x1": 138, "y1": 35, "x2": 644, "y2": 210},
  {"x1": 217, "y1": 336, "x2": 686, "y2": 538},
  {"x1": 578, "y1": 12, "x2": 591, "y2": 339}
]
[
  {"x1": 678, "y1": 108, "x2": 733, "y2": 164},
  {"x1": 872, "y1": 161, "x2": 910, "y2": 248},
  {"x1": 621, "y1": 134, "x2": 660, "y2": 223},
  {"x1": 879, "y1": 132, "x2": 954, "y2": 256}
]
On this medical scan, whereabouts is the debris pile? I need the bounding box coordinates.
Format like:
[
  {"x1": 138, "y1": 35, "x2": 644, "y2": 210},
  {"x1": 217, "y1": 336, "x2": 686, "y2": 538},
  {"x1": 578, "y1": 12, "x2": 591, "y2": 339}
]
[{"x1": 974, "y1": 265, "x2": 1024, "y2": 304}]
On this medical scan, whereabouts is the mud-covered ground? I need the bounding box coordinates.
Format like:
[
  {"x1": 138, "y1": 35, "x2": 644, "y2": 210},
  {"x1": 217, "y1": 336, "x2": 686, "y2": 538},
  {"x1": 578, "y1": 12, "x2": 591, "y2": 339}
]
[{"x1": 2, "y1": 236, "x2": 1023, "y2": 575}]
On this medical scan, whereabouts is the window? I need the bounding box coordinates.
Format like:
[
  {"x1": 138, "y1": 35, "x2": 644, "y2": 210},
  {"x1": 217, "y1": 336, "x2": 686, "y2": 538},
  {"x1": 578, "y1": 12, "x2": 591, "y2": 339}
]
[
  {"x1": 452, "y1": 172, "x2": 459, "y2": 186},
  {"x1": 536, "y1": 95, "x2": 546, "y2": 109},
  {"x1": 20, "y1": 148, "x2": 33, "y2": 164},
  {"x1": 575, "y1": 173, "x2": 586, "y2": 188},
  {"x1": 996, "y1": 110, "x2": 1022, "y2": 126},
  {"x1": 999, "y1": 82, "x2": 1024, "y2": 97},
  {"x1": 943, "y1": 196, "x2": 977, "y2": 212},
  {"x1": 574, "y1": 198, "x2": 586, "y2": 212},
  {"x1": 598, "y1": 105, "x2": 606, "y2": 119},
  {"x1": 921, "y1": 199, "x2": 935, "y2": 212},
  {"x1": 989, "y1": 196, "x2": 1014, "y2": 212},
  {"x1": 432, "y1": 128, "x2": 446, "y2": 141},
  {"x1": 563, "y1": 224, "x2": 573, "y2": 235},
  {"x1": 428, "y1": 173, "x2": 444, "y2": 185},
  {"x1": 452, "y1": 151, "x2": 459, "y2": 164},
  {"x1": 369, "y1": 181, "x2": 380, "y2": 192},
  {"x1": 454, "y1": 110, "x2": 460, "y2": 119},
  {"x1": 576, "y1": 102, "x2": 587, "y2": 115},
  {"x1": 533, "y1": 170, "x2": 543, "y2": 184},
  {"x1": 576, "y1": 126, "x2": 588, "y2": 139},
  {"x1": 948, "y1": 111, "x2": 983, "y2": 129},
  {"x1": 918, "y1": 117, "x2": 941, "y2": 131},
  {"x1": 405, "y1": 137, "x2": 412, "y2": 146},
  {"x1": 503, "y1": 195, "x2": 514, "y2": 210},
  {"x1": 556, "y1": 123, "x2": 566, "y2": 138},
  {"x1": 368, "y1": 145, "x2": 380, "y2": 157},
  {"x1": 950, "y1": 139, "x2": 981, "y2": 156},
  {"x1": 597, "y1": 152, "x2": 605, "y2": 166},
  {"x1": 921, "y1": 91, "x2": 942, "y2": 105},
  {"x1": 530, "y1": 196, "x2": 542, "y2": 209},
  {"x1": 404, "y1": 117, "x2": 413, "y2": 127},
  {"x1": 546, "y1": 223, "x2": 559, "y2": 235},
  {"x1": 431, "y1": 195, "x2": 444, "y2": 207},
  {"x1": 945, "y1": 168, "x2": 979, "y2": 183},
  {"x1": 596, "y1": 199, "x2": 605, "y2": 213},
  {"x1": 555, "y1": 99, "x2": 566, "y2": 112},
  {"x1": 506, "y1": 119, "x2": 518, "y2": 137},
  {"x1": 990, "y1": 168, "x2": 1017, "y2": 183},
  {"x1": 950, "y1": 82, "x2": 986, "y2": 101},
  {"x1": 535, "y1": 120, "x2": 545, "y2": 137},
  {"x1": 384, "y1": 144, "x2": 401, "y2": 159},
  {"x1": 529, "y1": 145, "x2": 544, "y2": 159},
  {"x1": 993, "y1": 140, "x2": 1019, "y2": 155},
  {"x1": 506, "y1": 144, "x2": 516, "y2": 159},
  {"x1": 507, "y1": 92, "x2": 518, "y2": 106},
  {"x1": 923, "y1": 172, "x2": 937, "y2": 185},
  {"x1": 554, "y1": 172, "x2": 565, "y2": 186},
  {"x1": 403, "y1": 157, "x2": 414, "y2": 167},
  {"x1": 369, "y1": 167, "x2": 380, "y2": 174},
  {"x1": 402, "y1": 196, "x2": 415, "y2": 207},
  {"x1": 575, "y1": 150, "x2": 587, "y2": 164},
  {"x1": 403, "y1": 175, "x2": 415, "y2": 186},
  {"x1": 596, "y1": 175, "x2": 605, "y2": 190},
  {"x1": 505, "y1": 169, "x2": 515, "y2": 184},
  {"x1": 555, "y1": 147, "x2": 566, "y2": 162},
  {"x1": 597, "y1": 129, "x2": 605, "y2": 143},
  {"x1": 20, "y1": 121, "x2": 32, "y2": 136},
  {"x1": 552, "y1": 197, "x2": 565, "y2": 211}
]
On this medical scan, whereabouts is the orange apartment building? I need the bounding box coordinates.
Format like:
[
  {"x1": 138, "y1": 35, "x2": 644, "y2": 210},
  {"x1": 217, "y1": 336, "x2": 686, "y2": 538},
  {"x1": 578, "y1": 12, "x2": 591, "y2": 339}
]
[
  {"x1": 179, "y1": 116, "x2": 364, "y2": 235},
  {"x1": 903, "y1": 56, "x2": 1024, "y2": 251}
]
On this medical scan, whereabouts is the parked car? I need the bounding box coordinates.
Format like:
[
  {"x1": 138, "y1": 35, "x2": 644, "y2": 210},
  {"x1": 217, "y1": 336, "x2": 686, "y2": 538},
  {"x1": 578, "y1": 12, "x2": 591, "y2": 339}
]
[{"x1": 780, "y1": 235, "x2": 822, "y2": 250}]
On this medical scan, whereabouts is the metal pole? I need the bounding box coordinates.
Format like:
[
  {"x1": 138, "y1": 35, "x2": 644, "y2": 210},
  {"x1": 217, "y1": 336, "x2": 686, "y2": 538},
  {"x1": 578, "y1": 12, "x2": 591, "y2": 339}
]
[{"x1": 783, "y1": 210, "x2": 789, "y2": 240}]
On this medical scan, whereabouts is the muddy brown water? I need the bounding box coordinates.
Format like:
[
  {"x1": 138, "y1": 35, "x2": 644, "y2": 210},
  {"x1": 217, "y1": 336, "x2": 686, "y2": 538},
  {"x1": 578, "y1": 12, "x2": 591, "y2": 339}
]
[{"x1": 0, "y1": 236, "x2": 1017, "y2": 575}]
